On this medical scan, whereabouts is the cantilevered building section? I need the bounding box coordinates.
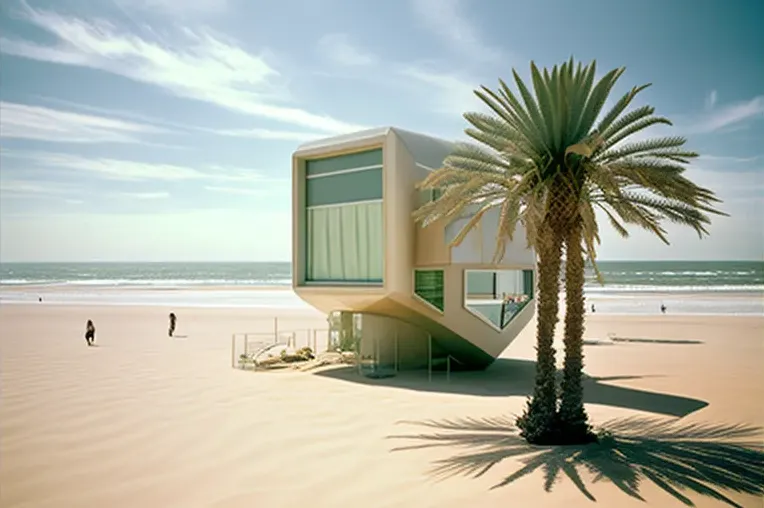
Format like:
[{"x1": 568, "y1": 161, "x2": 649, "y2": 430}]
[{"x1": 292, "y1": 127, "x2": 536, "y2": 376}]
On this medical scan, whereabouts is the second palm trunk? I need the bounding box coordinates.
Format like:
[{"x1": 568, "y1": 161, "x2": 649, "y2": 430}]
[{"x1": 558, "y1": 218, "x2": 594, "y2": 442}]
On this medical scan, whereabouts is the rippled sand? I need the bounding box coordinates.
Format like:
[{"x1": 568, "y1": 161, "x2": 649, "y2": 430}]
[{"x1": 1, "y1": 304, "x2": 762, "y2": 508}]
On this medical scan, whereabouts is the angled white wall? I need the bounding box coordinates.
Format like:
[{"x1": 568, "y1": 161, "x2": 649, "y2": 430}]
[{"x1": 445, "y1": 207, "x2": 536, "y2": 266}]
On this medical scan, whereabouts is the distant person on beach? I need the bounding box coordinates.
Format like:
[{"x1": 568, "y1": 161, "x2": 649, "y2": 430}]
[
  {"x1": 169, "y1": 313, "x2": 177, "y2": 337},
  {"x1": 591, "y1": 304, "x2": 596, "y2": 313},
  {"x1": 85, "y1": 320, "x2": 96, "y2": 346},
  {"x1": 660, "y1": 304, "x2": 667, "y2": 314},
  {"x1": 38, "y1": 297, "x2": 42, "y2": 303}
]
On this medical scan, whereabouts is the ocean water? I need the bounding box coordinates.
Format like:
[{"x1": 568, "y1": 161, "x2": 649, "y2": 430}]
[
  {"x1": 0, "y1": 262, "x2": 293, "y2": 288},
  {"x1": 584, "y1": 260, "x2": 763, "y2": 293},
  {"x1": 0, "y1": 261, "x2": 762, "y2": 315}
]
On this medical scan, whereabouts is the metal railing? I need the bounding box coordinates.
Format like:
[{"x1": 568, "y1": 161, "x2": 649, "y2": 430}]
[
  {"x1": 232, "y1": 318, "x2": 465, "y2": 383},
  {"x1": 231, "y1": 317, "x2": 329, "y2": 370},
  {"x1": 231, "y1": 332, "x2": 275, "y2": 368},
  {"x1": 445, "y1": 354, "x2": 465, "y2": 383}
]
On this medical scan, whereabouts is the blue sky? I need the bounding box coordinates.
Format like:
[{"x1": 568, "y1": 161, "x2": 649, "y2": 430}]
[{"x1": 0, "y1": 0, "x2": 762, "y2": 262}]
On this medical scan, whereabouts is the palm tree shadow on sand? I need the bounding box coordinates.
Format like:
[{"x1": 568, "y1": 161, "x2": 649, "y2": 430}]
[
  {"x1": 315, "y1": 359, "x2": 708, "y2": 418},
  {"x1": 389, "y1": 416, "x2": 764, "y2": 507}
]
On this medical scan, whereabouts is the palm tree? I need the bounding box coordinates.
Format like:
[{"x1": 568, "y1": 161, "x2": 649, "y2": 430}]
[{"x1": 413, "y1": 58, "x2": 725, "y2": 444}]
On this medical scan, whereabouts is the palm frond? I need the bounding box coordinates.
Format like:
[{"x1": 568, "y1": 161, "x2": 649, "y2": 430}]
[
  {"x1": 616, "y1": 192, "x2": 715, "y2": 238},
  {"x1": 596, "y1": 203, "x2": 630, "y2": 238},
  {"x1": 595, "y1": 83, "x2": 651, "y2": 135},
  {"x1": 513, "y1": 65, "x2": 550, "y2": 149},
  {"x1": 601, "y1": 116, "x2": 673, "y2": 154},
  {"x1": 579, "y1": 200, "x2": 604, "y2": 284},
  {"x1": 463, "y1": 113, "x2": 537, "y2": 160},
  {"x1": 411, "y1": 58, "x2": 725, "y2": 273},
  {"x1": 599, "y1": 196, "x2": 670, "y2": 244},
  {"x1": 577, "y1": 66, "x2": 625, "y2": 138},
  {"x1": 476, "y1": 84, "x2": 545, "y2": 154},
  {"x1": 568, "y1": 60, "x2": 597, "y2": 139},
  {"x1": 596, "y1": 137, "x2": 696, "y2": 163}
]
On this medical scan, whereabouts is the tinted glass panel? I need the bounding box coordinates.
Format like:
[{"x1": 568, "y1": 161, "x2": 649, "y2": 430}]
[
  {"x1": 306, "y1": 168, "x2": 382, "y2": 207},
  {"x1": 464, "y1": 269, "x2": 533, "y2": 329},
  {"x1": 414, "y1": 270, "x2": 444, "y2": 311},
  {"x1": 306, "y1": 149, "x2": 383, "y2": 176}
]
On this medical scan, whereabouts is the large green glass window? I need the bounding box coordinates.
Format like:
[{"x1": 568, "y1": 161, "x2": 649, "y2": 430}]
[
  {"x1": 414, "y1": 270, "x2": 444, "y2": 311},
  {"x1": 304, "y1": 148, "x2": 385, "y2": 284},
  {"x1": 306, "y1": 201, "x2": 383, "y2": 282}
]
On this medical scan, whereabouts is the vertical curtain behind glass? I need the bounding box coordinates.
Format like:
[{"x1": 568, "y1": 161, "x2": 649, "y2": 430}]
[
  {"x1": 307, "y1": 202, "x2": 383, "y2": 281},
  {"x1": 523, "y1": 270, "x2": 534, "y2": 298}
]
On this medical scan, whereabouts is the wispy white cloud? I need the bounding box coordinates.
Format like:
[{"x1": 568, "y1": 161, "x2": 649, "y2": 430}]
[
  {"x1": 698, "y1": 154, "x2": 764, "y2": 164},
  {"x1": 0, "y1": 179, "x2": 72, "y2": 196},
  {"x1": 1, "y1": 3, "x2": 363, "y2": 134},
  {"x1": 211, "y1": 128, "x2": 325, "y2": 142},
  {"x1": 33, "y1": 95, "x2": 319, "y2": 142},
  {"x1": 203, "y1": 165, "x2": 288, "y2": 185},
  {"x1": 704, "y1": 89, "x2": 718, "y2": 110},
  {"x1": 4, "y1": 151, "x2": 278, "y2": 183},
  {"x1": 34, "y1": 96, "x2": 195, "y2": 133},
  {"x1": 687, "y1": 165, "x2": 764, "y2": 197},
  {"x1": 16, "y1": 152, "x2": 206, "y2": 181},
  {"x1": 204, "y1": 185, "x2": 280, "y2": 196},
  {"x1": 398, "y1": 65, "x2": 482, "y2": 115},
  {"x1": 410, "y1": 0, "x2": 502, "y2": 63},
  {"x1": 1, "y1": 178, "x2": 172, "y2": 201},
  {"x1": 0, "y1": 178, "x2": 85, "y2": 208},
  {"x1": 0, "y1": 101, "x2": 166, "y2": 143},
  {"x1": 118, "y1": 191, "x2": 170, "y2": 199},
  {"x1": 317, "y1": 33, "x2": 376, "y2": 66},
  {"x1": 693, "y1": 95, "x2": 764, "y2": 133},
  {"x1": 117, "y1": 0, "x2": 229, "y2": 16}
]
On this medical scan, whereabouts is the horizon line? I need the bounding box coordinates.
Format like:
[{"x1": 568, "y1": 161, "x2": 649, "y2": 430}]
[{"x1": 1, "y1": 259, "x2": 762, "y2": 264}]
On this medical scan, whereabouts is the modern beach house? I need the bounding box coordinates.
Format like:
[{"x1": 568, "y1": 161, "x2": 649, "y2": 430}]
[{"x1": 292, "y1": 127, "x2": 536, "y2": 377}]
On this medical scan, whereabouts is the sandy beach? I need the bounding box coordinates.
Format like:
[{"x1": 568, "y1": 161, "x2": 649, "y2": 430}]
[{"x1": 1, "y1": 302, "x2": 762, "y2": 508}]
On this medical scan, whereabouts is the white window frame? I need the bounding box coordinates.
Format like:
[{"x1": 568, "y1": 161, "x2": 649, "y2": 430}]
[
  {"x1": 462, "y1": 269, "x2": 532, "y2": 332},
  {"x1": 305, "y1": 164, "x2": 382, "y2": 180}
]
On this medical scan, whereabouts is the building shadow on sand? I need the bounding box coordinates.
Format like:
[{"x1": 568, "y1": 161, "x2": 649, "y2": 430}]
[
  {"x1": 315, "y1": 358, "x2": 707, "y2": 418},
  {"x1": 388, "y1": 415, "x2": 764, "y2": 507}
]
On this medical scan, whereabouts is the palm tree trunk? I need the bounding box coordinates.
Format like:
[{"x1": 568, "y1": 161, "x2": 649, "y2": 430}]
[
  {"x1": 516, "y1": 218, "x2": 563, "y2": 444},
  {"x1": 559, "y1": 218, "x2": 594, "y2": 443}
]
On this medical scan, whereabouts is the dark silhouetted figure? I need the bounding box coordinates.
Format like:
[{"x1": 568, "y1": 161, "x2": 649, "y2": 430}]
[
  {"x1": 85, "y1": 320, "x2": 96, "y2": 346},
  {"x1": 591, "y1": 304, "x2": 596, "y2": 313},
  {"x1": 38, "y1": 297, "x2": 42, "y2": 303},
  {"x1": 660, "y1": 304, "x2": 667, "y2": 314},
  {"x1": 169, "y1": 313, "x2": 177, "y2": 337}
]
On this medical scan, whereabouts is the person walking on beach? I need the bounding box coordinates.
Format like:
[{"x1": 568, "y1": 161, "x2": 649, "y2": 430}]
[
  {"x1": 591, "y1": 304, "x2": 596, "y2": 313},
  {"x1": 168, "y1": 312, "x2": 177, "y2": 337},
  {"x1": 660, "y1": 304, "x2": 667, "y2": 314},
  {"x1": 85, "y1": 320, "x2": 96, "y2": 346}
]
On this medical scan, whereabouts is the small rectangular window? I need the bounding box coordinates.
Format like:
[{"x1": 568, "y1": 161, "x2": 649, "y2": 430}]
[{"x1": 414, "y1": 269, "x2": 444, "y2": 312}]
